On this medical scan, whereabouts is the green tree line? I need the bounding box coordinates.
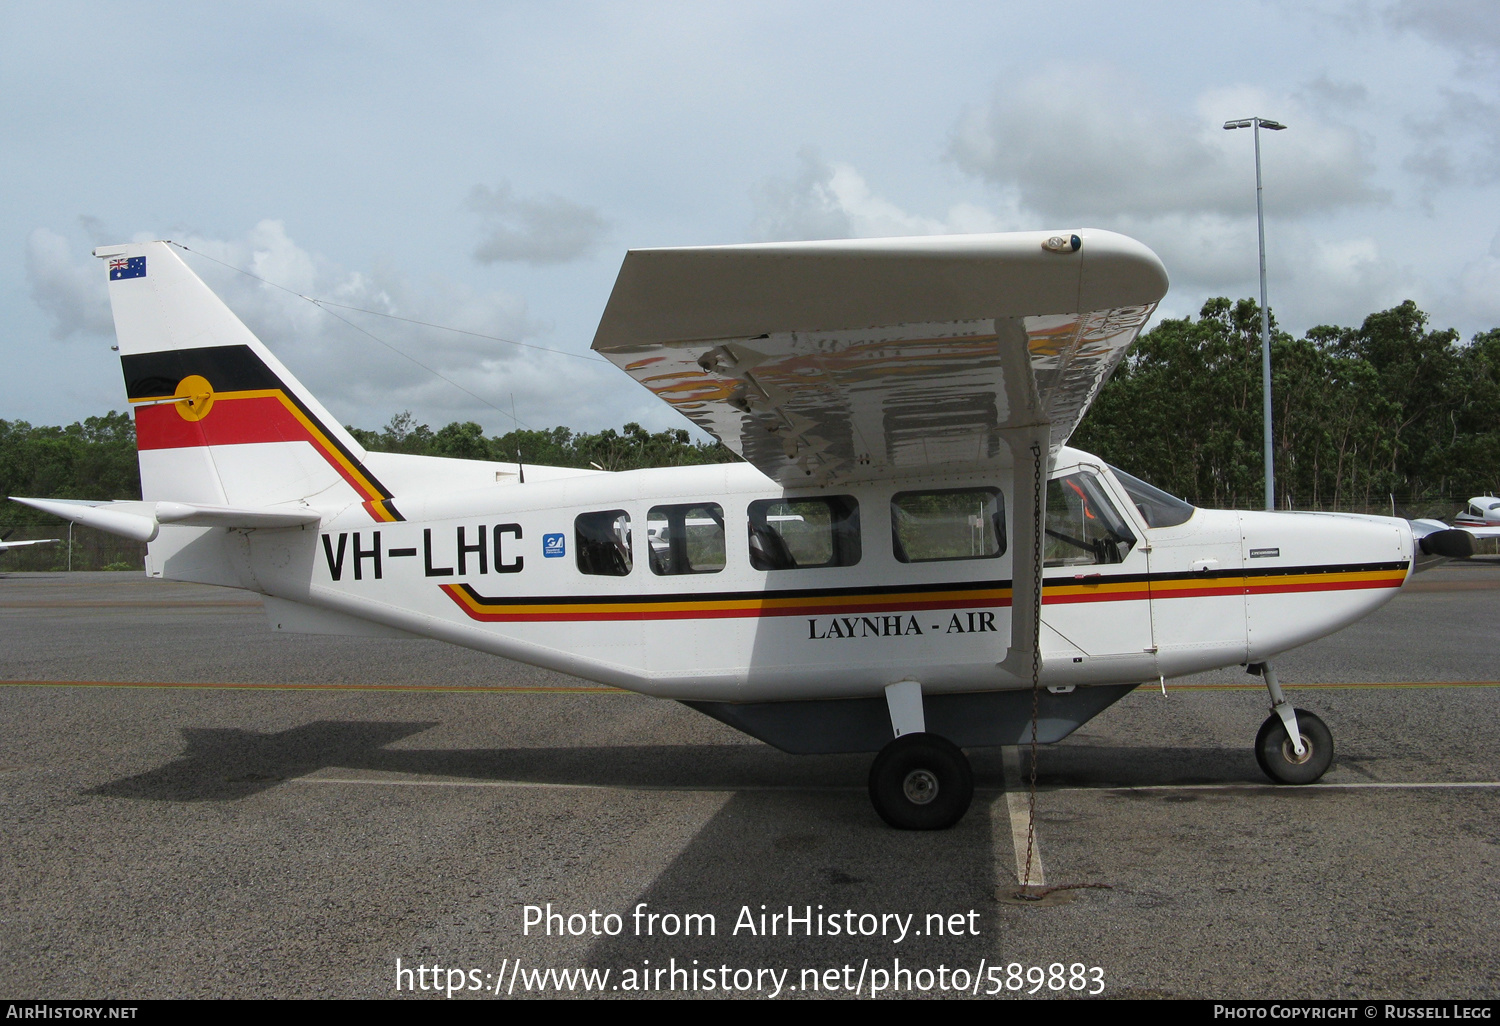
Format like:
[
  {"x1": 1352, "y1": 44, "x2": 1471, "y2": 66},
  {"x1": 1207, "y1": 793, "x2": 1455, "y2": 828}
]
[
  {"x1": 0, "y1": 411, "x2": 736, "y2": 571},
  {"x1": 1072, "y1": 298, "x2": 1500, "y2": 514},
  {"x1": 4, "y1": 297, "x2": 1497, "y2": 571},
  {"x1": 0, "y1": 411, "x2": 143, "y2": 571},
  {"x1": 344, "y1": 412, "x2": 738, "y2": 472}
]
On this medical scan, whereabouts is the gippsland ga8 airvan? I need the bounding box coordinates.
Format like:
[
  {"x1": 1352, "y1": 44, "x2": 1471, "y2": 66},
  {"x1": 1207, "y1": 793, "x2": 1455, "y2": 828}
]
[{"x1": 17, "y1": 231, "x2": 1466, "y2": 830}]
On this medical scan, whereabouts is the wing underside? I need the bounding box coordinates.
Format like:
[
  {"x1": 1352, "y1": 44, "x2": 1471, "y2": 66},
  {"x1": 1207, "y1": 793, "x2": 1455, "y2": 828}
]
[{"x1": 591, "y1": 230, "x2": 1168, "y2": 486}]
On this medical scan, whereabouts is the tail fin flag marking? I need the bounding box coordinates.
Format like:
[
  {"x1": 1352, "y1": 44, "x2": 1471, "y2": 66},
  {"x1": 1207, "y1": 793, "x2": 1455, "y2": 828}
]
[{"x1": 99, "y1": 242, "x2": 403, "y2": 523}]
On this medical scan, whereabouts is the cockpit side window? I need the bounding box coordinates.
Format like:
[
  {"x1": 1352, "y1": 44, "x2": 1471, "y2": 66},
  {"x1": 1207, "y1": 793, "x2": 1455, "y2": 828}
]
[
  {"x1": 1108, "y1": 465, "x2": 1196, "y2": 528},
  {"x1": 1045, "y1": 472, "x2": 1137, "y2": 567}
]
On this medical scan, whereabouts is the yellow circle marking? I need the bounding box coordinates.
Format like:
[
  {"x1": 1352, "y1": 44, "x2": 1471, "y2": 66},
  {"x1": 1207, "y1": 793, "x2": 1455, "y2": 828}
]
[{"x1": 173, "y1": 374, "x2": 215, "y2": 422}]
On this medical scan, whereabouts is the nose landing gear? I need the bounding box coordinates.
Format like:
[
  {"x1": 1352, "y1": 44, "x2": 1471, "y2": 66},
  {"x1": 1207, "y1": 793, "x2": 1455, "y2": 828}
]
[
  {"x1": 1255, "y1": 707, "x2": 1333, "y2": 784},
  {"x1": 1248, "y1": 662, "x2": 1334, "y2": 784}
]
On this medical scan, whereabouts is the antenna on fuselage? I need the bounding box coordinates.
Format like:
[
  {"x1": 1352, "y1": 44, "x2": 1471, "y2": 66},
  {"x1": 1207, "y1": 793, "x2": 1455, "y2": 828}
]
[{"x1": 511, "y1": 394, "x2": 525, "y2": 484}]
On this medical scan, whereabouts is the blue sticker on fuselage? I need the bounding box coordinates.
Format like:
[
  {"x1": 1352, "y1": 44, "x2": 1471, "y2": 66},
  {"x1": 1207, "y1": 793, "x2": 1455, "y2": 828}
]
[{"x1": 543, "y1": 533, "x2": 565, "y2": 558}]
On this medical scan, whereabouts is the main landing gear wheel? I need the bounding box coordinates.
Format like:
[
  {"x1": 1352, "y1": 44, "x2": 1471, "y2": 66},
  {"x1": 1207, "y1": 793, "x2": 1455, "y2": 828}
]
[
  {"x1": 1255, "y1": 708, "x2": 1333, "y2": 785},
  {"x1": 868, "y1": 733, "x2": 974, "y2": 830}
]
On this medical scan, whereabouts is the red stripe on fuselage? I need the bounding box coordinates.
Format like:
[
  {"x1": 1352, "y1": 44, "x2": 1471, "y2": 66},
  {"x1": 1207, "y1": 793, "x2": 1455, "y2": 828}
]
[
  {"x1": 440, "y1": 586, "x2": 1014, "y2": 623},
  {"x1": 440, "y1": 573, "x2": 1404, "y2": 624}
]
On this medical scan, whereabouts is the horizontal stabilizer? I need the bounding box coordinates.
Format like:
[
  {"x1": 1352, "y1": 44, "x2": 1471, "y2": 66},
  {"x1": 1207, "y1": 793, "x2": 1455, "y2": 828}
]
[{"x1": 10, "y1": 497, "x2": 321, "y2": 543}]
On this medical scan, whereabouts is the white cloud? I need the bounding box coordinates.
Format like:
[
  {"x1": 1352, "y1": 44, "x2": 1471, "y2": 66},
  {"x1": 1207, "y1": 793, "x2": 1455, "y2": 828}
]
[
  {"x1": 1403, "y1": 89, "x2": 1500, "y2": 189},
  {"x1": 1448, "y1": 227, "x2": 1500, "y2": 329},
  {"x1": 925, "y1": 70, "x2": 1427, "y2": 335},
  {"x1": 949, "y1": 70, "x2": 1386, "y2": 222},
  {"x1": 467, "y1": 182, "x2": 608, "y2": 265},
  {"x1": 1294, "y1": 75, "x2": 1370, "y2": 113},
  {"x1": 26, "y1": 220, "x2": 625, "y2": 434},
  {"x1": 750, "y1": 148, "x2": 1012, "y2": 242},
  {"x1": 1385, "y1": 0, "x2": 1500, "y2": 69},
  {"x1": 25, "y1": 229, "x2": 114, "y2": 339},
  {"x1": 1091, "y1": 213, "x2": 1416, "y2": 334},
  {"x1": 1274, "y1": 231, "x2": 1413, "y2": 328},
  {"x1": 744, "y1": 134, "x2": 1414, "y2": 339}
]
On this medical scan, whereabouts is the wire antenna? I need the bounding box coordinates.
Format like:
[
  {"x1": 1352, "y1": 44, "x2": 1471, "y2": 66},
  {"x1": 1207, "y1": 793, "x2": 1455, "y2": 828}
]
[{"x1": 166, "y1": 241, "x2": 605, "y2": 432}]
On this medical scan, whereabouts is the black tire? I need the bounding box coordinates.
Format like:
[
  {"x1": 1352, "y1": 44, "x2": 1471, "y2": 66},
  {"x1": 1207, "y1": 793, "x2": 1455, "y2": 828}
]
[
  {"x1": 1255, "y1": 709, "x2": 1333, "y2": 785},
  {"x1": 867, "y1": 733, "x2": 974, "y2": 830}
]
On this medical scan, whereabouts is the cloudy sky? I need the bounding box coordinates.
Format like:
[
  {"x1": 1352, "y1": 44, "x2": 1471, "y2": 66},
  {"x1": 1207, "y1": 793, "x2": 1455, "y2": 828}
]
[{"x1": 4, "y1": 1, "x2": 1498, "y2": 437}]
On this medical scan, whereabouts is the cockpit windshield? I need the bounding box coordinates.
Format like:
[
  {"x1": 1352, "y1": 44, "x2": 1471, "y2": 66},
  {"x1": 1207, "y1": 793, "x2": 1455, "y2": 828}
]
[{"x1": 1108, "y1": 466, "x2": 1196, "y2": 528}]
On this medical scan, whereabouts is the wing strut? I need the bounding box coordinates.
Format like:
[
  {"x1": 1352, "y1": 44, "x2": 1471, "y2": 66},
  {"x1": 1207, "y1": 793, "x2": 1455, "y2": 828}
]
[{"x1": 1001, "y1": 434, "x2": 1046, "y2": 682}]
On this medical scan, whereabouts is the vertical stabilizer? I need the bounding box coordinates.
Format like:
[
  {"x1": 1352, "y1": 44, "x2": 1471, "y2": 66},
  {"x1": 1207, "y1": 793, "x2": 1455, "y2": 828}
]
[{"x1": 95, "y1": 241, "x2": 403, "y2": 523}]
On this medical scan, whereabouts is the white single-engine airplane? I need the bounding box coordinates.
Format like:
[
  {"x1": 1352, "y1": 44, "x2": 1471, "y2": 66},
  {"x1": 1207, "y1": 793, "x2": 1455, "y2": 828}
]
[
  {"x1": 1410, "y1": 495, "x2": 1500, "y2": 550},
  {"x1": 1453, "y1": 496, "x2": 1500, "y2": 539},
  {"x1": 12, "y1": 233, "x2": 1471, "y2": 829}
]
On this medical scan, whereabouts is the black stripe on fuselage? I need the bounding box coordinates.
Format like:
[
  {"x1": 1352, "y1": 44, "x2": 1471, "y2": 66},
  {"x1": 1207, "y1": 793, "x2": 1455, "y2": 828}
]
[
  {"x1": 1075, "y1": 559, "x2": 1411, "y2": 587},
  {"x1": 454, "y1": 578, "x2": 1009, "y2": 608},
  {"x1": 453, "y1": 559, "x2": 1410, "y2": 609}
]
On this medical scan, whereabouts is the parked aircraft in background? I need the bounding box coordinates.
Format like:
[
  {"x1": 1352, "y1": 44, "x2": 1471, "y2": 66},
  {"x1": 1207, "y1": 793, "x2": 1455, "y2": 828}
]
[
  {"x1": 11, "y1": 233, "x2": 1465, "y2": 829},
  {"x1": 0, "y1": 530, "x2": 58, "y2": 554},
  {"x1": 1453, "y1": 496, "x2": 1500, "y2": 539}
]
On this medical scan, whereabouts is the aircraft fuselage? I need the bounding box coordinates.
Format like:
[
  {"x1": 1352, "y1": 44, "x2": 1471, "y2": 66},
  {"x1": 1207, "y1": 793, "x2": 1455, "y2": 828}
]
[{"x1": 145, "y1": 447, "x2": 1414, "y2": 704}]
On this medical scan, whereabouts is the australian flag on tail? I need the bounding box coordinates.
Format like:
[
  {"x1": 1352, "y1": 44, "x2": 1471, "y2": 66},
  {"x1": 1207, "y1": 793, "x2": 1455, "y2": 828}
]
[{"x1": 109, "y1": 256, "x2": 146, "y2": 281}]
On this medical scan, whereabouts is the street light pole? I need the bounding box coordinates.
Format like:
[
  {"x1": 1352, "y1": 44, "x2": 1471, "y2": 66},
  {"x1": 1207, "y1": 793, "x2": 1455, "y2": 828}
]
[{"x1": 1224, "y1": 116, "x2": 1286, "y2": 512}]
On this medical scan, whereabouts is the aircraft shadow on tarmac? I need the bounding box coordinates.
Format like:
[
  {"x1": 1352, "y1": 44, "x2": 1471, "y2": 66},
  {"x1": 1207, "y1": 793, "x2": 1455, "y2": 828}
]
[
  {"x1": 581, "y1": 790, "x2": 1005, "y2": 979},
  {"x1": 88, "y1": 719, "x2": 1273, "y2": 802}
]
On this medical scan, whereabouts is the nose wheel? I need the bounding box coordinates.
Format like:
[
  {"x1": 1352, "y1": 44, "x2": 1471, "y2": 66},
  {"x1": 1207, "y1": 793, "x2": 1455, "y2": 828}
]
[
  {"x1": 868, "y1": 733, "x2": 974, "y2": 830},
  {"x1": 1247, "y1": 662, "x2": 1334, "y2": 784},
  {"x1": 1254, "y1": 708, "x2": 1333, "y2": 784}
]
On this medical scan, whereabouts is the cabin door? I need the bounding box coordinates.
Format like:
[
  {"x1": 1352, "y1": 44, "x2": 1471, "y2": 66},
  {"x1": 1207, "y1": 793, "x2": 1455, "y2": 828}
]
[{"x1": 1039, "y1": 468, "x2": 1158, "y2": 680}]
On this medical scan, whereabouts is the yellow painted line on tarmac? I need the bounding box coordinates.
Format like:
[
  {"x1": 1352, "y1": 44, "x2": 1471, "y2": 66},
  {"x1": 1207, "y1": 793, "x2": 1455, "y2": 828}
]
[
  {"x1": 286, "y1": 777, "x2": 1500, "y2": 795},
  {"x1": 0, "y1": 600, "x2": 260, "y2": 608},
  {"x1": 4, "y1": 680, "x2": 1496, "y2": 695},
  {"x1": 0, "y1": 680, "x2": 626, "y2": 694},
  {"x1": 291, "y1": 776, "x2": 860, "y2": 793},
  {"x1": 1163, "y1": 680, "x2": 1500, "y2": 691},
  {"x1": 1076, "y1": 781, "x2": 1500, "y2": 793}
]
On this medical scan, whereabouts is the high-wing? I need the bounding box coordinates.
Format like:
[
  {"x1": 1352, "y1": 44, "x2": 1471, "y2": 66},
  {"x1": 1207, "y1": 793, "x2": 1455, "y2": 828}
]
[{"x1": 591, "y1": 230, "x2": 1168, "y2": 486}]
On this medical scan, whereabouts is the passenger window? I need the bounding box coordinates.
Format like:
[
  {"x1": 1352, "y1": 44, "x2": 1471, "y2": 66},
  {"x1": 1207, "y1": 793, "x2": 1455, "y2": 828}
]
[
  {"x1": 1045, "y1": 472, "x2": 1137, "y2": 567},
  {"x1": 647, "y1": 503, "x2": 726, "y2": 576},
  {"x1": 575, "y1": 510, "x2": 632, "y2": 576},
  {"x1": 747, "y1": 497, "x2": 860, "y2": 570},
  {"x1": 891, "y1": 488, "x2": 1006, "y2": 562}
]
